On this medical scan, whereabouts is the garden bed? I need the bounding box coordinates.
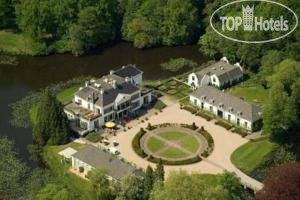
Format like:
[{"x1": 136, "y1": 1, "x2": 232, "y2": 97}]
[{"x1": 215, "y1": 120, "x2": 233, "y2": 130}]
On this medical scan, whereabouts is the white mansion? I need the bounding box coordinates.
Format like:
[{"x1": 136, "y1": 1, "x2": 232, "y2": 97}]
[
  {"x1": 190, "y1": 86, "x2": 262, "y2": 132},
  {"x1": 64, "y1": 65, "x2": 152, "y2": 135},
  {"x1": 188, "y1": 58, "x2": 243, "y2": 89}
]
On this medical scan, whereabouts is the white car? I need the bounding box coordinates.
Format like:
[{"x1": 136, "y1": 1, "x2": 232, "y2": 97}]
[{"x1": 108, "y1": 147, "x2": 119, "y2": 155}]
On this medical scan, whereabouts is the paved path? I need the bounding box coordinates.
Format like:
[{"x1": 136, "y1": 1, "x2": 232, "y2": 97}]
[{"x1": 105, "y1": 100, "x2": 263, "y2": 192}]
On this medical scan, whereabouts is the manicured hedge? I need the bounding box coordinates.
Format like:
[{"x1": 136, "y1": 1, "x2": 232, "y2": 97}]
[
  {"x1": 198, "y1": 127, "x2": 214, "y2": 148},
  {"x1": 232, "y1": 127, "x2": 248, "y2": 137},
  {"x1": 196, "y1": 111, "x2": 213, "y2": 121},
  {"x1": 182, "y1": 106, "x2": 197, "y2": 114},
  {"x1": 215, "y1": 120, "x2": 233, "y2": 130},
  {"x1": 180, "y1": 122, "x2": 198, "y2": 130},
  {"x1": 147, "y1": 155, "x2": 202, "y2": 165},
  {"x1": 132, "y1": 128, "x2": 147, "y2": 158}
]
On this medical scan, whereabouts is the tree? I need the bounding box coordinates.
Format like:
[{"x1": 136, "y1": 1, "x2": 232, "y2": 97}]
[
  {"x1": 161, "y1": 58, "x2": 197, "y2": 72},
  {"x1": 150, "y1": 171, "x2": 227, "y2": 200},
  {"x1": 144, "y1": 166, "x2": 154, "y2": 200},
  {"x1": 256, "y1": 163, "x2": 300, "y2": 200},
  {"x1": 0, "y1": 136, "x2": 27, "y2": 200},
  {"x1": 219, "y1": 172, "x2": 242, "y2": 200},
  {"x1": 0, "y1": 0, "x2": 16, "y2": 28},
  {"x1": 262, "y1": 82, "x2": 297, "y2": 142},
  {"x1": 155, "y1": 159, "x2": 165, "y2": 182},
  {"x1": 33, "y1": 89, "x2": 70, "y2": 146},
  {"x1": 162, "y1": 0, "x2": 200, "y2": 45},
  {"x1": 35, "y1": 183, "x2": 71, "y2": 200},
  {"x1": 115, "y1": 174, "x2": 144, "y2": 200},
  {"x1": 87, "y1": 169, "x2": 113, "y2": 200}
]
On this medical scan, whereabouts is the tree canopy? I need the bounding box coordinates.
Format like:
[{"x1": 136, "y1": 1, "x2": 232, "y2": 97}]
[{"x1": 33, "y1": 89, "x2": 70, "y2": 146}]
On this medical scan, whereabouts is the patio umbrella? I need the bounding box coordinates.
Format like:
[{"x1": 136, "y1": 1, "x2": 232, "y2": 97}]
[{"x1": 105, "y1": 121, "x2": 116, "y2": 128}]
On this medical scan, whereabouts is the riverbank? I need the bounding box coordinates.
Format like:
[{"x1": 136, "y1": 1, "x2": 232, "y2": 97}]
[{"x1": 0, "y1": 31, "x2": 35, "y2": 55}]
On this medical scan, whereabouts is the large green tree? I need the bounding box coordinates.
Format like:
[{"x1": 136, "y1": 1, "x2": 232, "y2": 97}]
[
  {"x1": 115, "y1": 174, "x2": 144, "y2": 200},
  {"x1": 143, "y1": 166, "x2": 154, "y2": 200},
  {"x1": 150, "y1": 171, "x2": 228, "y2": 200},
  {"x1": 0, "y1": 136, "x2": 27, "y2": 200},
  {"x1": 33, "y1": 90, "x2": 70, "y2": 146},
  {"x1": 0, "y1": 0, "x2": 17, "y2": 28}
]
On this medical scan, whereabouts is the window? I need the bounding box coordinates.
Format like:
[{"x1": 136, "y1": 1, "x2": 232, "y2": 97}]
[
  {"x1": 194, "y1": 99, "x2": 197, "y2": 105},
  {"x1": 228, "y1": 114, "x2": 231, "y2": 121},
  {"x1": 192, "y1": 76, "x2": 195, "y2": 81},
  {"x1": 244, "y1": 121, "x2": 248, "y2": 128},
  {"x1": 213, "y1": 77, "x2": 216, "y2": 82},
  {"x1": 209, "y1": 106, "x2": 213, "y2": 112},
  {"x1": 97, "y1": 109, "x2": 100, "y2": 114},
  {"x1": 77, "y1": 99, "x2": 82, "y2": 105}
]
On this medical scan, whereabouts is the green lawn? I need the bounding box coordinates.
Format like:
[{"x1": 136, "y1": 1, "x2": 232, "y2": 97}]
[
  {"x1": 231, "y1": 139, "x2": 276, "y2": 175},
  {"x1": 153, "y1": 100, "x2": 167, "y2": 110},
  {"x1": 147, "y1": 137, "x2": 166, "y2": 153},
  {"x1": 159, "y1": 147, "x2": 188, "y2": 159},
  {"x1": 158, "y1": 131, "x2": 186, "y2": 141},
  {"x1": 43, "y1": 142, "x2": 97, "y2": 200},
  {"x1": 0, "y1": 31, "x2": 34, "y2": 55},
  {"x1": 56, "y1": 84, "x2": 82, "y2": 103},
  {"x1": 229, "y1": 85, "x2": 269, "y2": 104},
  {"x1": 180, "y1": 136, "x2": 199, "y2": 153}
]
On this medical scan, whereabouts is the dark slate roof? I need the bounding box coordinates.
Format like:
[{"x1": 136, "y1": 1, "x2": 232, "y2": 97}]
[
  {"x1": 196, "y1": 61, "x2": 243, "y2": 84},
  {"x1": 102, "y1": 82, "x2": 140, "y2": 106},
  {"x1": 72, "y1": 145, "x2": 144, "y2": 179},
  {"x1": 75, "y1": 81, "x2": 140, "y2": 107},
  {"x1": 190, "y1": 86, "x2": 261, "y2": 122},
  {"x1": 113, "y1": 64, "x2": 143, "y2": 78}
]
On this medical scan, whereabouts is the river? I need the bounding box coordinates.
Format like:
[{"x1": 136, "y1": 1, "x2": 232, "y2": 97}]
[{"x1": 0, "y1": 42, "x2": 206, "y2": 167}]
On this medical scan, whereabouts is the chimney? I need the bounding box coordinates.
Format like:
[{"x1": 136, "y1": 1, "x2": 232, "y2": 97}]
[
  {"x1": 110, "y1": 70, "x2": 114, "y2": 75},
  {"x1": 100, "y1": 89, "x2": 104, "y2": 95},
  {"x1": 112, "y1": 80, "x2": 117, "y2": 89},
  {"x1": 125, "y1": 76, "x2": 130, "y2": 83},
  {"x1": 85, "y1": 80, "x2": 89, "y2": 87}
]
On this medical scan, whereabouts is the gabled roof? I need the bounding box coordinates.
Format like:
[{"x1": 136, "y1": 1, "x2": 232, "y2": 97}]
[
  {"x1": 195, "y1": 61, "x2": 243, "y2": 84},
  {"x1": 72, "y1": 145, "x2": 144, "y2": 179},
  {"x1": 113, "y1": 64, "x2": 143, "y2": 78},
  {"x1": 190, "y1": 86, "x2": 261, "y2": 122}
]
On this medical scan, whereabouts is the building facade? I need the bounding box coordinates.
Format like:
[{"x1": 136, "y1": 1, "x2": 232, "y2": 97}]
[
  {"x1": 190, "y1": 86, "x2": 262, "y2": 132},
  {"x1": 64, "y1": 65, "x2": 152, "y2": 135},
  {"x1": 188, "y1": 58, "x2": 243, "y2": 89}
]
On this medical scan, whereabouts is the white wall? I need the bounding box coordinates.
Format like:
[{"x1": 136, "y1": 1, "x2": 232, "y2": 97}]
[
  {"x1": 190, "y1": 95, "x2": 253, "y2": 131},
  {"x1": 188, "y1": 73, "x2": 199, "y2": 88},
  {"x1": 132, "y1": 73, "x2": 143, "y2": 85},
  {"x1": 72, "y1": 157, "x2": 93, "y2": 175}
]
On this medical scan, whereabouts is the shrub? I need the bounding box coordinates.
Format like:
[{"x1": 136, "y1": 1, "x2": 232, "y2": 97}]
[
  {"x1": 232, "y1": 127, "x2": 248, "y2": 137},
  {"x1": 180, "y1": 123, "x2": 198, "y2": 130},
  {"x1": 182, "y1": 106, "x2": 197, "y2": 114},
  {"x1": 196, "y1": 111, "x2": 212, "y2": 121},
  {"x1": 215, "y1": 120, "x2": 233, "y2": 130},
  {"x1": 201, "y1": 150, "x2": 209, "y2": 157},
  {"x1": 85, "y1": 132, "x2": 103, "y2": 143},
  {"x1": 147, "y1": 155, "x2": 202, "y2": 165},
  {"x1": 198, "y1": 129, "x2": 214, "y2": 148},
  {"x1": 79, "y1": 166, "x2": 84, "y2": 173},
  {"x1": 146, "y1": 123, "x2": 156, "y2": 131},
  {"x1": 132, "y1": 129, "x2": 147, "y2": 158}
]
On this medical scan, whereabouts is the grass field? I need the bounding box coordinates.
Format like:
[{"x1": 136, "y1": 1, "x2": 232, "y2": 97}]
[
  {"x1": 43, "y1": 142, "x2": 97, "y2": 200},
  {"x1": 180, "y1": 135, "x2": 199, "y2": 153},
  {"x1": 229, "y1": 85, "x2": 269, "y2": 104},
  {"x1": 147, "y1": 137, "x2": 166, "y2": 153},
  {"x1": 159, "y1": 147, "x2": 188, "y2": 159},
  {"x1": 0, "y1": 31, "x2": 34, "y2": 55},
  {"x1": 231, "y1": 139, "x2": 276, "y2": 175},
  {"x1": 56, "y1": 84, "x2": 82, "y2": 103},
  {"x1": 158, "y1": 131, "x2": 186, "y2": 141}
]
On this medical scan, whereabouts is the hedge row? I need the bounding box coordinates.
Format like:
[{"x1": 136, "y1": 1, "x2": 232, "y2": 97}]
[
  {"x1": 196, "y1": 111, "x2": 213, "y2": 121},
  {"x1": 232, "y1": 127, "x2": 248, "y2": 137},
  {"x1": 215, "y1": 120, "x2": 233, "y2": 130},
  {"x1": 132, "y1": 128, "x2": 147, "y2": 158},
  {"x1": 147, "y1": 155, "x2": 202, "y2": 165},
  {"x1": 180, "y1": 123, "x2": 198, "y2": 130},
  {"x1": 198, "y1": 127, "x2": 214, "y2": 148},
  {"x1": 182, "y1": 106, "x2": 197, "y2": 114}
]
